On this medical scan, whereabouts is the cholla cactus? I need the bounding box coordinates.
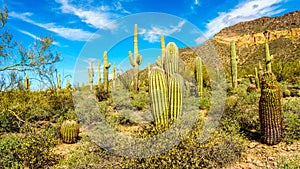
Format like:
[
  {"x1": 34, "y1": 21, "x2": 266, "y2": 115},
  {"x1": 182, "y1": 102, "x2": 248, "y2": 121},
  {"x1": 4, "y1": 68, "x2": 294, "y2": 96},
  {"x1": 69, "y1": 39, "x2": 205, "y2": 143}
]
[
  {"x1": 60, "y1": 120, "x2": 80, "y2": 144},
  {"x1": 259, "y1": 72, "x2": 282, "y2": 145}
]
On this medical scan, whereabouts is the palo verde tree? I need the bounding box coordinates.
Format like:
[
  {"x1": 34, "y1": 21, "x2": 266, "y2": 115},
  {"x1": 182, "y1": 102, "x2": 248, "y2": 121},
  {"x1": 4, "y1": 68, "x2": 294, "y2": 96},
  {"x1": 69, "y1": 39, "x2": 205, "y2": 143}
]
[{"x1": 0, "y1": 6, "x2": 60, "y2": 91}]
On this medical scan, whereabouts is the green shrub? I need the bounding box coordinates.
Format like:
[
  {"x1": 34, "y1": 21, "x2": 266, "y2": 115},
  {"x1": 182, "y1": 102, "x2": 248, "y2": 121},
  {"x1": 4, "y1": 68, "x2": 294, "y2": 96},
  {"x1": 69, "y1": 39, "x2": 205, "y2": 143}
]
[
  {"x1": 130, "y1": 91, "x2": 149, "y2": 110},
  {"x1": 0, "y1": 126, "x2": 59, "y2": 168}
]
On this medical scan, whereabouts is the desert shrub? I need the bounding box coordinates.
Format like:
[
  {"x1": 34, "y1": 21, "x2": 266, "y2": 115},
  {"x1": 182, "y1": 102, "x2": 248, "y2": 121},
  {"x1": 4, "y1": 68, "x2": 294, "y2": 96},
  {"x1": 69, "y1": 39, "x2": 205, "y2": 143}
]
[
  {"x1": 121, "y1": 118, "x2": 245, "y2": 168},
  {"x1": 0, "y1": 90, "x2": 75, "y2": 132},
  {"x1": 282, "y1": 98, "x2": 300, "y2": 144},
  {"x1": 95, "y1": 84, "x2": 110, "y2": 102},
  {"x1": 223, "y1": 89, "x2": 260, "y2": 132},
  {"x1": 53, "y1": 135, "x2": 122, "y2": 169},
  {"x1": 130, "y1": 91, "x2": 149, "y2": 110},
  {"x1": 0, "y1": 126, "x2": 59, "y2": 168},
  {"x1": 273, "y1": 61, "x2": 300, "y2": 84}
]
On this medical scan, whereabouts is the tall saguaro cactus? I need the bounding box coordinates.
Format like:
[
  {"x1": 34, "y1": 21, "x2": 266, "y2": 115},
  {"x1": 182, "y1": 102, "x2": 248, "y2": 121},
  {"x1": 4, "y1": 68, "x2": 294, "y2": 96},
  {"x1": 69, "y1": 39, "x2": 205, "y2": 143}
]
[
  {"x1": 88, "y1": 61, "x2": 94, "y2": 90},
  {"x1": 265, "y1": 43, "x2": 272, "y2": 72},
  {"x1": 259, "y1": 72, "x2": 283, "y2": 145},
  {"x1": 164, "y1": 42, "x2": 179, "y2": 77},
  {"x1": 230, "y1": 40, "x2": 238, "y2": 89},
  {"x1": 168, "y1": 74, "x2": 183, "y2": 122},
  {"x1": 112, "y1": 62, "x2": 117, "y2": 88},
  {"x1": 129, "y1": 24, "x2": 142, "y2": 91},
  {"x1": 161, "y1": 35, "x2": 165, "y2": 67},
  {"x1": 195, "y1": 56, "x2": 203, "y2": 98},
  {"x1": 57, "y1": 73, "x2": 61, "y2": 90},
  {"x1": 24, "y1": 75, "x2": 30, "y2": 92},
  {"x1": 103, "y1": 51, "x2": 110, "y2": 92},
  {"x1": 97, "y1": 60, "x2": 101, "y2": 86}
]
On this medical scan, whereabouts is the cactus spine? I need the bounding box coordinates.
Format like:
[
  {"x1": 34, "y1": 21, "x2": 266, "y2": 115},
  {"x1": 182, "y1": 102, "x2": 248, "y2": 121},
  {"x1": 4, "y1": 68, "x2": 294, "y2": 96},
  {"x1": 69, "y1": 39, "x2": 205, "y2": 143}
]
[
  {"x1": 230, "y1": 40, "x2": 238, "y2": 89},
  {"x1": 88, "y1": 61, "x2": 94, "y2": 90},
  {"x1": 103, "y1": 51, "x2": 110, "y2": 92},
  {"x1": 112, "y1": 62, "x2": 117, "y2": 88},
  {"x1": 150, "y1": 68, "x2": 169, "y2": 127},
  {"x1": 195, "y1": 57, "x2": 203, "y2": 98},
  {"x1": 150, "y1": 42, "x2": 183, "y2": 128},
  {"x1": 57, "y1": 73, "x2": 61, "y2": 90},
  {"x1": 259, "y1": 72, "x2": 282, "y2": 145},
  {"x1": 24, "y1": 75, "x2": 30, "y2": 92},
  {"x1": 60, "y1": 120, "x2": 80, "y2": 144},
  {"x1": 97, "y1": 60, "x2": 101, "y2": 86},
  {"x1": 265, "y1": 43, "x2": 272, "y2": 72},
  {"x1": 129, "y1": 24, "x2": 142, "y2": 91}
]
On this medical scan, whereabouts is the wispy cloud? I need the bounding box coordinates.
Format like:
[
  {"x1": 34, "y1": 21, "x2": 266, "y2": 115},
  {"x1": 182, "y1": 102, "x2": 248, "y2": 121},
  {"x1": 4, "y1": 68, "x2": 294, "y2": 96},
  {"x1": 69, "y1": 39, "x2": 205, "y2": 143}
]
[
  {"x1": 140, "y1": 21, "x2": 186, "y2": 43},
  {"x1": 18, "y1": 29, "x2": 60, "y2": 46},
  {"x1": 55, "y1": 0, "x2": 129, "y2": 30},
  {"x1": 198, "y1": 0, "x2": 286, "y2": 43},
  {"x1": 10, "y1": 12, "x2": 95, "y2": 41}
]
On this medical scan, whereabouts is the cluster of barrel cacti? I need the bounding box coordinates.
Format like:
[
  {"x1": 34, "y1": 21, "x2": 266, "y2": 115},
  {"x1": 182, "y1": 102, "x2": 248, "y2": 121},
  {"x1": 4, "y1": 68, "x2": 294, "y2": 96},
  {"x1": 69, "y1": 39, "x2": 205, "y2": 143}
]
[
  {"x1": 60, "y1": 120, "x2": 80, "y2": 144},
  {"x1": 150, "y1": 41, "x2": 183, "y2": 128}
]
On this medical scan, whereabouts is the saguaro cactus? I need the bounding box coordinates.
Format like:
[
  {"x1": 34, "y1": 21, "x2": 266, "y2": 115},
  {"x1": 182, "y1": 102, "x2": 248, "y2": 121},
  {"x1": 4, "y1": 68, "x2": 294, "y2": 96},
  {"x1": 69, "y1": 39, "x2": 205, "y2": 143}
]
[
  {"x1": 24, "y1": 75, "x2": 30, "y2": 92},
  {"x1": 97, "y1": 60, "x2": 101, "y2": 86},
  {"x1": 254, "y1": 67, "x2": 260, "y2": 89},
  {"x1": 195, "y1": 56, "x2": 203, "y2": 98},
  {"x1": 164, "y1": 42, "x2": 179, "y2": 77},
  {"x1": 57, "y1": 73, "x2": 61, "y2": 90},
  {"x1": 230, "y1": 40, "x2": 238, "y2": 89},
  {"x1": 103, "y1": 51, "x2": 110, "y2": 92},
  {"x1": 259, "y1": 72, "x2": 283, "y2": 145},
  {"x1": 60, "y1": 120, "x2": 80, "y2": 144},
  {"x1": 112, "y1": 62, "x2": 117, "y2": 88},
  {"x1": 161, "y1": 35, "x2": 165, "y2": 67},
  {"x1": 129, "y1": 24, "x2": 142, "y2": 91},
  {"x1": 168, "y1": 74, "x2": 183, "y2": 122},
  {"x1": 150, "y1": 68, "x2": 169, "y2": 127},
  {"x1": 88, "y1": 61, "x2": 94, "y2": 90},
  {"x1": 265, "y1": 43, "x2": 272, "y2": 72}
]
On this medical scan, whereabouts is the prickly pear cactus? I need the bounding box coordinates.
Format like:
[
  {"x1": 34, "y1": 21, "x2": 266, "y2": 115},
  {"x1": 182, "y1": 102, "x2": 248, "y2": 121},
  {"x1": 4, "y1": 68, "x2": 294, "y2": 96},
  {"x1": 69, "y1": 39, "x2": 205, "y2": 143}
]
[
  {"x1": 259, "y1": 72, "x2": 283, "y2": 145},
  {"x1": 60, "y1": 120, "x2": 80, "y2": 144}
]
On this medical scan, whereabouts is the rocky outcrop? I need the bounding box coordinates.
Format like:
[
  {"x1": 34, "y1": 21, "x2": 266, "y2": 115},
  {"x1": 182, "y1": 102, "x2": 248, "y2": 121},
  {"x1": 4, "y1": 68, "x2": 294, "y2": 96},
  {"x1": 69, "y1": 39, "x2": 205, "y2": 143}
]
[
  {"x1": 214, "y1": 28, "x2": 300, "y2": 46},
  {"x1": 213, "y1": 10, "x2": 300, "y2": 46}
]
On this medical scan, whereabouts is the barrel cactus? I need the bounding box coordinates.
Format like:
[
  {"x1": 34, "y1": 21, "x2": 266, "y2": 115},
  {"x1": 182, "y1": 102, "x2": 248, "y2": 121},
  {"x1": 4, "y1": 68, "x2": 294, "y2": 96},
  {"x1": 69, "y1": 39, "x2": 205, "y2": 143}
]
[
  {"x1": 60, "y1": 120, "x2": 80, "y2": 144},
  {"x1": 259, "y1": 72, "x2": 283, "y2": 145}
]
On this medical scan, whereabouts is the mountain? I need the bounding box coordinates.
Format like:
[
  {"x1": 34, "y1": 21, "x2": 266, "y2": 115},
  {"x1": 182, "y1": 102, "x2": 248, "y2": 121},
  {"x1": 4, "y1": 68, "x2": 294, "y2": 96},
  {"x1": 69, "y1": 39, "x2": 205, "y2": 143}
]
[{"x1": 180, "y1": 10, "x2": 300, "y2": 84}]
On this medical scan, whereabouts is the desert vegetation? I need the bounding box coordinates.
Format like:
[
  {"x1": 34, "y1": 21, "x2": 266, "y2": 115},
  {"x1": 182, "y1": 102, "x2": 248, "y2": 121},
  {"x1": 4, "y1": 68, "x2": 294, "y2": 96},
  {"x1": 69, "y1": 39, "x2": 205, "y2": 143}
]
[{"x1": 0, "y1": 7, "x2": 299, "y2": 169}]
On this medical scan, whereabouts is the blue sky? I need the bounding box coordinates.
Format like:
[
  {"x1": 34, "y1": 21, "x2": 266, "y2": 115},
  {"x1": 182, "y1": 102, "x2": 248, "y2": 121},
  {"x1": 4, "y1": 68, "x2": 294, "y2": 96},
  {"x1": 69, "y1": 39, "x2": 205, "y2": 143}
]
[{"x1": 1, "y1": 0, "x2": 299, "y2": 88}]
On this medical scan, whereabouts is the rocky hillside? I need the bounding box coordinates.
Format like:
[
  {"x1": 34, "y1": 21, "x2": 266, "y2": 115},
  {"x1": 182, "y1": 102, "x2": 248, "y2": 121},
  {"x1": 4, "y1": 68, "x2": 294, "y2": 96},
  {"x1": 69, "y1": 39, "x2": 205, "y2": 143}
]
[{"x1": 182, "y1": 10, "x2": 300, "y2": 84}]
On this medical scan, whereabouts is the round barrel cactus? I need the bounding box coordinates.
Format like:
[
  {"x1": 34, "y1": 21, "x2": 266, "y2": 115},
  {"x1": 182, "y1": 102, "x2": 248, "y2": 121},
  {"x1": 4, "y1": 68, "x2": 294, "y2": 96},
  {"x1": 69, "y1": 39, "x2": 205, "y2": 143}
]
[
  {"x1": 259, "y1": 72, "x2": 283, "y2": 145},
  {"x1": 60, "y1": 120, "x2": 80, "y2": 144}
]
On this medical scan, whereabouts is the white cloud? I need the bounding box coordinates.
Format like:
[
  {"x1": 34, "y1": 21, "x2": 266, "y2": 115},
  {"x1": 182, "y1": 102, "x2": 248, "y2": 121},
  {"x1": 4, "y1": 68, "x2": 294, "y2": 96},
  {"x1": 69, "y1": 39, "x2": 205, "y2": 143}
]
[
  {"x1": 55, "y1": 0, "x2": 128, "y2": 30},
  {"x1": 10, "y1": 12, "x2": 95, "y2": 41},
  {"x1": 197, "y1": 0, "x2": 286, "y2": 43},
  {"x1": 18, "y1": 29, "x2": 60, "y2": 46},
  {"x1": 140, "y1": 21, "x2": 186, "y2": 43}
]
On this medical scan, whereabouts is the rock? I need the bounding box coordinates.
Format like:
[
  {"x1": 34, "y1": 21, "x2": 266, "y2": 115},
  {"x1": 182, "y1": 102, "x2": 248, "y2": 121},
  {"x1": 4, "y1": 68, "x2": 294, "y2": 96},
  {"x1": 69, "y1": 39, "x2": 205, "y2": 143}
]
[{"x1": 248, "y1": 142, "x2": 259, "y2": 149}]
